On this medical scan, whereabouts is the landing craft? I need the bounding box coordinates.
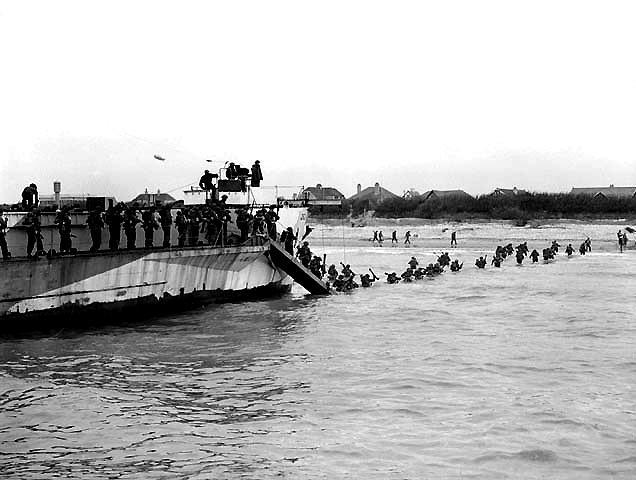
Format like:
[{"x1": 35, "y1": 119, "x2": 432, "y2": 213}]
[{"x1": 0, "y1": 171, "x2": 327, "y2": 328}]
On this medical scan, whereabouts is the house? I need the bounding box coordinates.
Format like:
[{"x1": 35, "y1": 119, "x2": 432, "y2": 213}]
[
  {"x1": 421, "y1": 189, "x2": 473, "y2": 202},
  {"x1": 402, "y1": 188, "x2": 420, "y2": 199},
  {"x1": 347, "y1": 182, "x2": 399, "y2": 207},
  {"x1": 130, "y1": 189, "x2": 176, "y2": 207},
  {"x1": 301, "y1": 184, "x2": 345, "y2": 206},
  {"x1": 490, "y1": 187, "x2": 529, "y2": 197},
  {"x1": 570, "y1": 185, "x2": 636, "y2": 199}
]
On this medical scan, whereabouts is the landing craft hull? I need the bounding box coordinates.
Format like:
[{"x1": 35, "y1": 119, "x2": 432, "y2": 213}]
[{"x1": 0, "y1": 244, "x2": 290, "y2": 327}]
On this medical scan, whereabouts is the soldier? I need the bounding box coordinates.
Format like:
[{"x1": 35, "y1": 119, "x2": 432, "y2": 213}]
[
  {"x1": 530, "y1": 249, "x2": 540, "y2": 263},
  {"x1": 250, "y1": 160, "x2": 263, "y2": 187},
  {"x1": 219, "y1": 209, "x2": 232, "y2": 245},
  {"x1": 235, "y1": 208, "x2": 251, "y2": 242},
  {"x1": 265, "y1": 205, "x2": 279, "y2": 239},
  {"x1": 385, "y1": 272, "x2": 400, "y2": 284},
  {"x1": 475, "y1": 256, "x2": 487, "y2": 268},
  {"x1": 175, "y1": 210, "x2": 188, "y2": 247},
  {"x1": 105, "y1": 202, "x2": 123, "y2": 250},
  {"x1": 296, "y1": 241, "x2": 312, "y2": 268},
  {"x1": 203, "y1": 208, "x2": 219, "y2": 245},
  {"x1": 391, "y1": 230, "x2": 398, "y2": 244},
  {"x1": 123, "y1": 208, "x2": 141, "y2": 249},
  {"x1": 283, "y1": 227, "x2": 296, "y2": 254},
  {"x1": 141, "y1": 207, "x2": 158, "y2": 248},
  {"x1": 187, "y1": 208, "x2": 201, "y2": 246},
  {"x1": 327, "y1": 264, "x2": 338, "y2": 282},
  {"x1": 86, "y1": 207, "x2": 104, "y2": 252},
  {"x1": 0, "y1": 209, "x2": 11, "y2": 259},
  {"x1": 450, "y1": 259, "x2": 463, "y2": 272},
  {"x1": 515, "y1": 249, "x2": 524, "y2": 265},
  {"x1": 199, "y1": 169, "x2": 215, "y2": 190},
  {"x1": 24, "y1": 208, "x2": 44, "y2": 257},
  {"x1": 404, "y1": 230, "x2": 411, "y2": 245},
  {"x1": 408, "y1": 256, "x2": 418, "y2": 269},
  {"x1": 159, "y1": 206, "x2": 173, "y2": 247},
  {"x1": 565, "y1": 244, "x2": 574, "y2": 256},
  {"x1": 21, "y1": 183, "x2": 38, "y2": 210},
  {"x1": 55, "y1": 208, "x2": 73, "y2": 253},
  {"x1": 309, "y1": 255, "x2": 323, "y2": 278},
  {"x1": 450, "y1": 231, "x2": 457, "y2": 247}
]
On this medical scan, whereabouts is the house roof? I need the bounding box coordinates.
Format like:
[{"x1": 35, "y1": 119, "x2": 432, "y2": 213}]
[
  {"x1": 570, "y1": 186, "x2": 636, "y2": 198},
  {"x1": 422, "y1": 189, "x2": 472, "y2": 200},
  {"x1": 347, "y1": 184, "x2": 400, "y2": 203},
  {"x1": 302, "y1": 186, "x2": 345, "y2": 200},
  {"x1": 130, "y1": 192, "x2": 177, "y2": 205},
  {"x1": 490, "y1": 187, "x2": 529, "y2": 196}
]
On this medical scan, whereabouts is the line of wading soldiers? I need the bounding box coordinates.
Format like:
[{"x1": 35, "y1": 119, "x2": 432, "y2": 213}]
[{"x1": 376, "y1": 237, "x2": 592, "y2": 289}]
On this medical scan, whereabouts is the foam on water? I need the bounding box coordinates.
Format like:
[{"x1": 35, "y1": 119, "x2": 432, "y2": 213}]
[{"x1": 1, "y1": 221, "x2": 636, "y2": 479}]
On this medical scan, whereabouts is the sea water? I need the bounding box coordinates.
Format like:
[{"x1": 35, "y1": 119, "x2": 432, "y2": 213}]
[{"x1": 1, "y1": 221, "x2": 635, "y2": 479}]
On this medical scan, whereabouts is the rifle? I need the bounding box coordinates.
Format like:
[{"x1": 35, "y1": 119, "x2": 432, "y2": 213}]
[{"x1": 369, "y1": 268, "x2": 379, "y2": 281}]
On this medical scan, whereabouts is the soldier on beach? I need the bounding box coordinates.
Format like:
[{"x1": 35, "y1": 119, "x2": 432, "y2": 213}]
[{"x1": 450, "y1": 231, "x2": 457, "y2": 247}]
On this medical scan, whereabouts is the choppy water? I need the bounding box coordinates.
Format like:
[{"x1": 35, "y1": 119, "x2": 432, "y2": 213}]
[{"x1": 1, "y1": 221, "x2": 636, "y2": 479}]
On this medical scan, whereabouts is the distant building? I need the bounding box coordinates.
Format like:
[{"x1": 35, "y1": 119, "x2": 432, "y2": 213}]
[
  {"x1": 570, "y1": 184, "x2": 636, "y2": 199},
  {"x1": 421, "y1": 189, "x2": 473, "y2": 202},
  {"x1": 402, "y1": 188, "x2": 420, "y2": 199},
  {"x1": 347, "y1": 182, "x2": 399, "y2": 207},
  {"x1": 301, "y1": 184, "x2": 345, "y2": 206},
  {"x1": 38, "y1": 181, "x2": 115, "y2": 210},
  {"x1": 130, "y1": 189, "x2": 176, "y2": 207},
  {"x1": 489, "y1": 187, "x2": 529, "y2": 197}
]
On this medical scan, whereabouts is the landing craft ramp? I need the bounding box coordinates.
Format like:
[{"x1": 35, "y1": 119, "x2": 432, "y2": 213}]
[{"x1": 268, "y1": 241, "x2": 330, "y2": 295}]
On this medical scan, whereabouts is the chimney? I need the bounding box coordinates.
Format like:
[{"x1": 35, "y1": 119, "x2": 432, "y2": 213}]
[
  {"x1": 609, "y1": 184, "x2": 615, "y2": 188},
  {"x1": 374, "y1": 182, "x2": 380, "y2": 196},
  {"x1": 357, "y1": 184, "x2": 362, "y2": 195},
  {"x1": 53, "y1": 181, "x2": 61, "y2": 205}
]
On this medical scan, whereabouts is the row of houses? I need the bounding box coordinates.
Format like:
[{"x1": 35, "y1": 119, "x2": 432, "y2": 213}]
[{"x1": 301, "y1": 183, "x2": 636, "y2": 208}]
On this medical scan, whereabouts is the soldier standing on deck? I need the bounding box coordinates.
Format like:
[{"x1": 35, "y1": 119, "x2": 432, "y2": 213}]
[
  {"x1": 21, "y1": 183, "x2": 38, "y2": 210},
  {"x1": 24, "y1": 208, "x2": 44, "y2": 257},
  {"x1": 142, "y1": 207, "x2": 158, "y2": 248},
  {"x1": 123, "y1": 208, "x2": 141, "y2": 249},
  {"x1": 251, "y1": 160, "x2": 263, "y2": 187},
  {"x1": 175, "y1": 210, "x2": 188, "y2": 247},
  {"x1": 86, "y1": 207, "x2": 104, "y2": 252},
  {"x1": 56, "y1": 207, "x2": 73, "y2": 253},
  {"x1": 105, "y1": 202, "x2": 123, "y2": 250},
  {"x1": 159, "y1": 206, "x2": 173, "y2": 247},
  {"x1": 0, "y1": 209, "x2": 11, "y2": 259},
  {"x1": 265, "y1": 205, "x2": 279, "y2": 239}
]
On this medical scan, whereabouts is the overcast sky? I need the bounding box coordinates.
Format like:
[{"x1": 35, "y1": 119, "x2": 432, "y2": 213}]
[{"x1": 1, "y1": 0, "x2": 635, "y2": 202}]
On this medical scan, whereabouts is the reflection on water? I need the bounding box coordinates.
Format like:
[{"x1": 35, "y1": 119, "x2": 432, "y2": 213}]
[{"x1": 1, "y1": 221, "x2": 636, "y2": 479}]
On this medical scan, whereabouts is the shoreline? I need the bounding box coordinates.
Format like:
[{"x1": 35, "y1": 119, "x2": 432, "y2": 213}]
[{"x1": 311, "y1": 215, "x2": 636, "y2": 226}]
